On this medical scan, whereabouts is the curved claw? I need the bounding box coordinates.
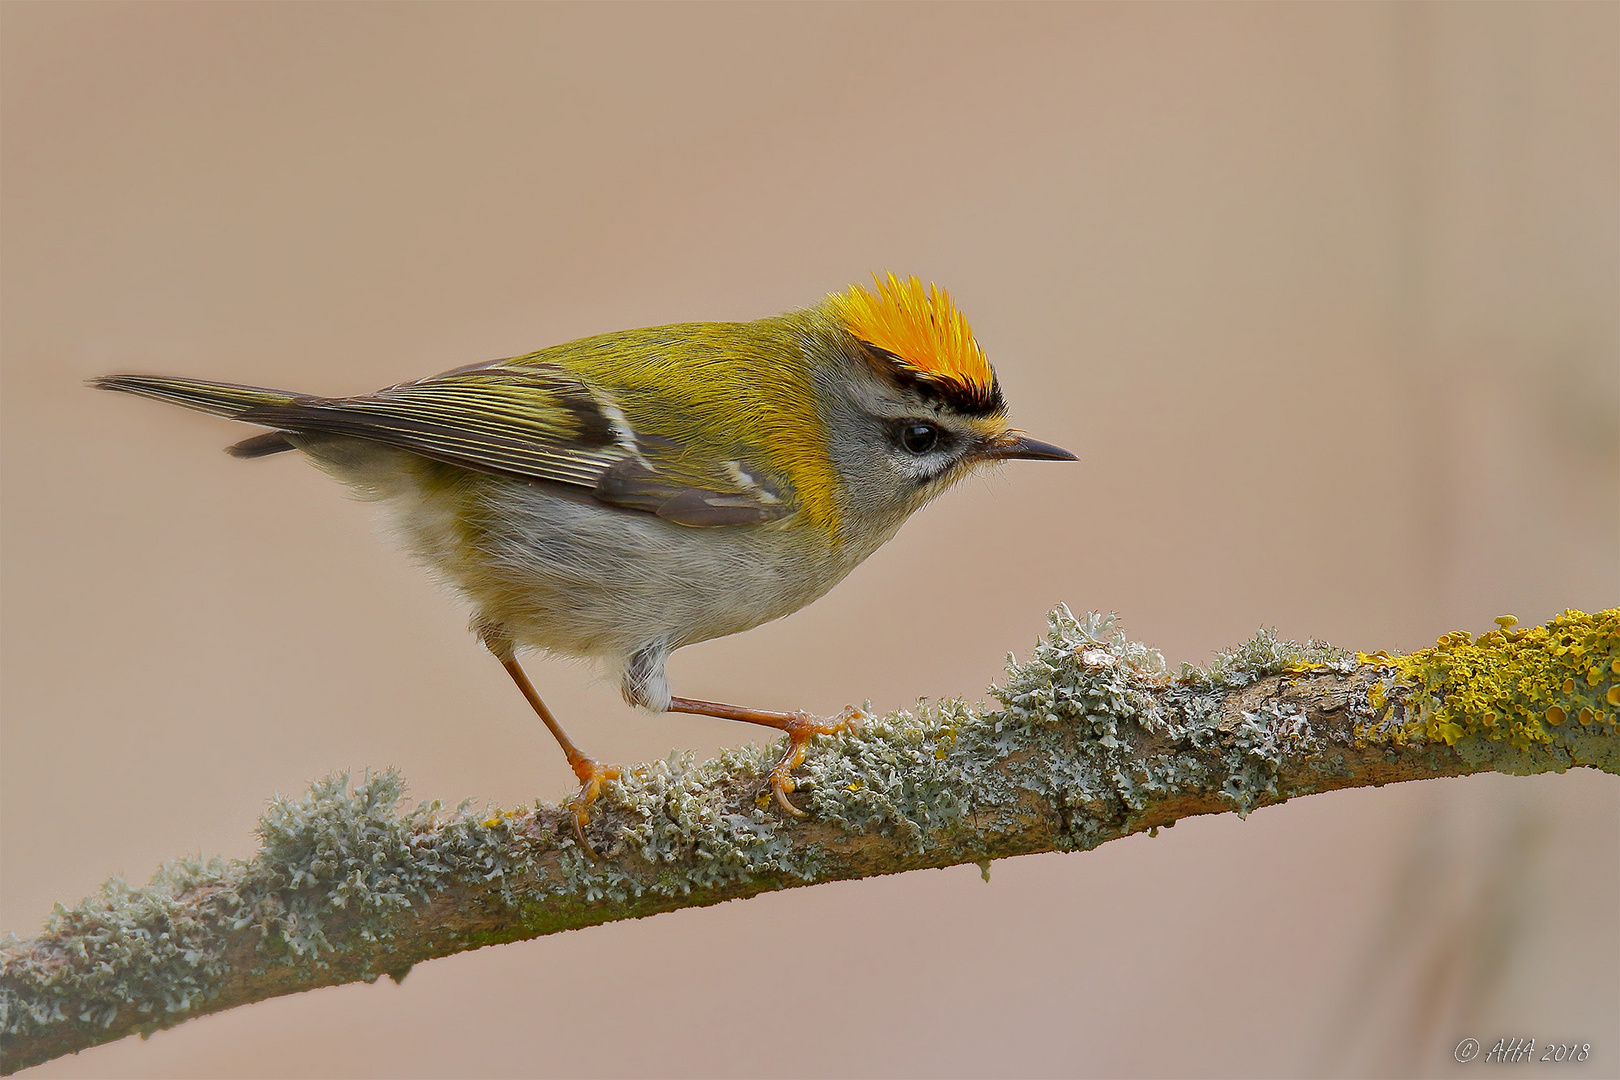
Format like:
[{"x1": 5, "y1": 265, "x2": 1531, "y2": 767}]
[
  {"x1": 566, "y1": 758, "x2": 621, "y2": 858},
  {"x1": 765, "y1": 707, "x2": 862, "y2": 817},
  {"x1": 773, "y1": 780, "x2": 808, "y2": 818}
]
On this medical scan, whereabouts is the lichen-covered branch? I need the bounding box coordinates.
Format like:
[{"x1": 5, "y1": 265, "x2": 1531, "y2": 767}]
[{"x1": 4, "y1": 608, "x2": 1616, "y2": 1074}]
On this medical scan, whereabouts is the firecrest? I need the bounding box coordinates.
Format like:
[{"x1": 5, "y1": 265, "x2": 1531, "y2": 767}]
[{"x1": 94, "y1": 273, "x2": 1074, "y2": 845}]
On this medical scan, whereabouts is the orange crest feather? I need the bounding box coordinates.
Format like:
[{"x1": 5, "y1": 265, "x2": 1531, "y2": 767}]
[{"x1": 829, "y1": 274, "x2": 995, "y2": 394}]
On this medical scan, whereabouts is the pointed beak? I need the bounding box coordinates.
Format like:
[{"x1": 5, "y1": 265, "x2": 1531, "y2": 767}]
[{"x1": 977, "y1": 433, "x2": 1078, "y2": 462}]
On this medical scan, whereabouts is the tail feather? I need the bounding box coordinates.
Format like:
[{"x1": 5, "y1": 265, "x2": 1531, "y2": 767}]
[{"x1": 90, "y1": 374, "x2": 300, "y2": 420}]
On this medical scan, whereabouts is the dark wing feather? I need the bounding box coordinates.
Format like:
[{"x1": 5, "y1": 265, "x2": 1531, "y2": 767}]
[
  {"x1": 235, "y1": 364, "x2": 624, "y2": 487},
  {"x1": 226, "y1": 431, "x2": 297, "y2": 458},
  {"x1": 230, "y1": 361, "x2": 793, "y2": 526},
  {"x1": 593, "y1": 459, "x2": 786, "y2": 525}
]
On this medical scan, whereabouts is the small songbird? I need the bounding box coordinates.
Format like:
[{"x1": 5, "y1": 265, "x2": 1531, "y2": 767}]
[{"x1": 94, "y1": 274, "x2": 1074, "y2": 842}]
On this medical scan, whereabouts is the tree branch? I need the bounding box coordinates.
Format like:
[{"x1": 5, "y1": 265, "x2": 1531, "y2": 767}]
[{"x1": 4, "y1": 607, "x2": 1616, "y2": 1074}]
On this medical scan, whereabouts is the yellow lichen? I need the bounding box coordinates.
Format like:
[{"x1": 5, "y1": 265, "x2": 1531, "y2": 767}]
[{"x1": 1362, "y1": 609, "x2": 1620, "y2": 749}]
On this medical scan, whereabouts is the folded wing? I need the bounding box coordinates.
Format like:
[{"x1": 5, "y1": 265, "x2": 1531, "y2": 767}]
[{"x1": 97, "y1": 362, "x2": 793, "y2": 527}]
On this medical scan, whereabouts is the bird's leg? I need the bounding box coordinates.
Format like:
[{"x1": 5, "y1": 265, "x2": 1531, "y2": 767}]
[
  {"x1": 499, "y1": 657, "x2": 619, "y2": 852},
  {"x1": 666, "y1": 696, "x2": 860, "y2": 817}
]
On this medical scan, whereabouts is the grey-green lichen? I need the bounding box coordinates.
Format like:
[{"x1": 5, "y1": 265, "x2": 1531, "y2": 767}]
[
  {"x1": 0, "y1": 858, "x2": 239, "y2": 1035},
  {"x1": 976, "y1": 607, "x2": 1357, "y2": 835},
  {"x1": 1181, "y1": 625, "x2": 1357, "y2": 689},
  {"x1": 5, "y1": 606, "x2": 1615, "y2": 1074},
  {"x1": 257, "y1": 772, "x2": 442, "y2": 956},
  {"x1": 554, "y1": 744, "x2": 832, "y2": 898}
]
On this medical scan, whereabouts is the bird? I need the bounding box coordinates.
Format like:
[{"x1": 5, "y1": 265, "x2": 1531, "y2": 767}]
[{"x1": 93, "y1": 273, "x2": 1075, "y2": 846}]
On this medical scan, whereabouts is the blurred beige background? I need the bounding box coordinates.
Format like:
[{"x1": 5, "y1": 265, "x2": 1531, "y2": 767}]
[{"x1": 3, "y1": 3, "x2": 1615, "y2": 1077}]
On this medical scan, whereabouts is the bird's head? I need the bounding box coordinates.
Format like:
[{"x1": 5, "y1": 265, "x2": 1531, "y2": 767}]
[{"x1": 812, "y1": 273, "x2": 1075, "y2": 526}]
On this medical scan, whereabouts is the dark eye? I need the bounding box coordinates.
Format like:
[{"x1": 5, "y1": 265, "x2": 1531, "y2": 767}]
[{"x1": 899, "y1": 422, "x2": 941, "y2": 454}]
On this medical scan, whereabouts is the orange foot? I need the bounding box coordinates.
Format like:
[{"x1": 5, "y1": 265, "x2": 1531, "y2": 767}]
[
  {"x1": 566, "y1": 755, "x2": 621, "y2": 856},
  {"x1": 765, "y1": 707, "x2": 862, "y2": 817}
]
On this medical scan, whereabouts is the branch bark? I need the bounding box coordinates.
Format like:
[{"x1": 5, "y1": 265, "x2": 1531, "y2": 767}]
[{"x1": 4, "y1": 607, "x2": 1616, "y2": 1074}]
